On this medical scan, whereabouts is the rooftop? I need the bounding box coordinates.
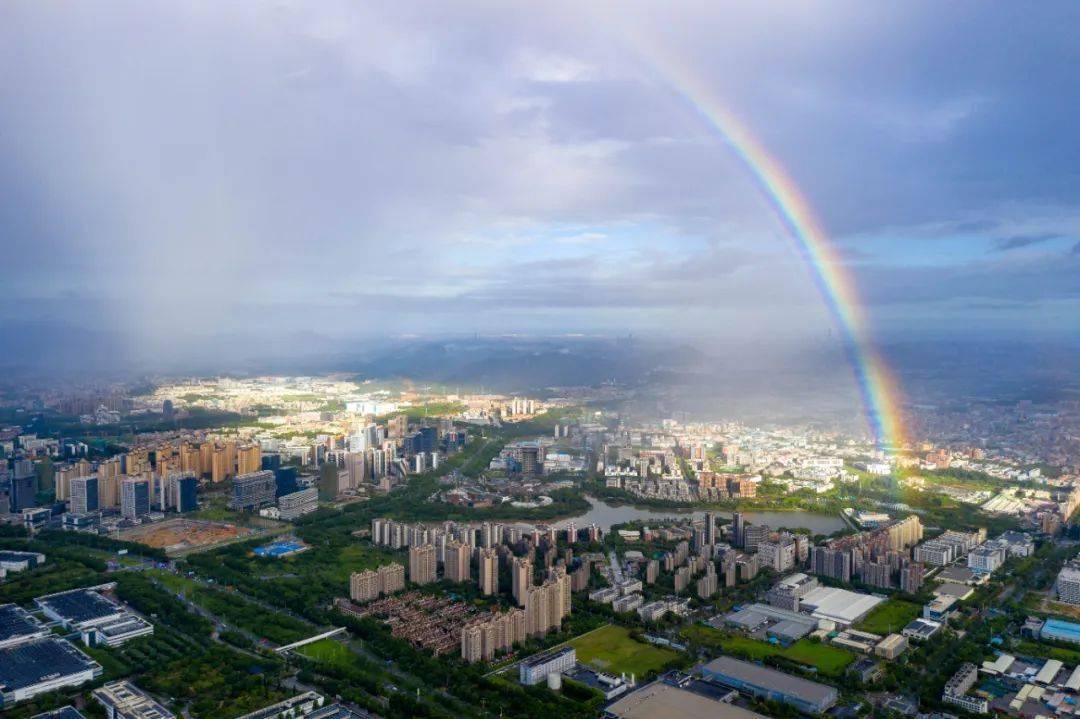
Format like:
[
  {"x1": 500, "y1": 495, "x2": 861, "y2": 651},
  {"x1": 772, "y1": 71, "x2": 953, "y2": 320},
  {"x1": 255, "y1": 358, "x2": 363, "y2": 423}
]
[
  {"x1": 605, "y1": 680, "x2": 770, "y2": 719},
  {"x1": 36, "y1": 588, "x2": 122, "y2": 626},
  {"x1": 799, "y1": 586, "x2": 884, "y2": 624},
  {"x1": 31, "y1": 708, "x2": 87, "y2": 719},
  {"x1": 0, "y1": 637, "x2": 102, "y2": 692},
  {"x1": 0, "y1": 603, "x2": 47, "y2": 645},
  {"x1": 1042, "y1": 618, "x2": 1080, "y2": 642},
  {"x1": 936, "y1": 566, "x2": 978, "y2": 584},
  {"x1": 92, "y1": 680, "x2": 175, "y2": 719},
  {"x1": 520, "y1": 645, "x2": 575, "y2": 668},
  {"x1": 703, "y1": 656, "x2": 837, "y2": 705}
]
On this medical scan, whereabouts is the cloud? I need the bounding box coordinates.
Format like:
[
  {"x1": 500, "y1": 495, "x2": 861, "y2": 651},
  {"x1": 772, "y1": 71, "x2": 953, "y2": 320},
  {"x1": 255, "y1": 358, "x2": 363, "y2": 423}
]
[
  {"x1": 1, "y1": 0, "x2": 1079, "y2": 361},
  {"x1": 991, "y1": 233, "x2": 1061, "y2": 252}
]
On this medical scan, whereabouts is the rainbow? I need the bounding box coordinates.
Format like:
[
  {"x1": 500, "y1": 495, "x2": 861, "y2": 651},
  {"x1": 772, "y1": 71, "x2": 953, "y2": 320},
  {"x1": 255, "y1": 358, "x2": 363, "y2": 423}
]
[{"x1": 636, "y1": 51, "x2": 907, "y2": 450}]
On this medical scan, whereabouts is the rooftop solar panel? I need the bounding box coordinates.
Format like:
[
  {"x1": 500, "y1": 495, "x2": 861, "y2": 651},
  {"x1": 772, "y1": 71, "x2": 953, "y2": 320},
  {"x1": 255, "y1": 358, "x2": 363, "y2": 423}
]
[{"x1": 0, "y1": 637, "x2": 100, "y2": 692}]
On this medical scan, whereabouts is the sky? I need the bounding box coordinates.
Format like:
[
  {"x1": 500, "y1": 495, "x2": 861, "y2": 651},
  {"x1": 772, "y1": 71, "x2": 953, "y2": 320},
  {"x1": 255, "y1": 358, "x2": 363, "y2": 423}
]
[{"x1": 1, "y1": 1, "x2": 1078, "y2": 367}]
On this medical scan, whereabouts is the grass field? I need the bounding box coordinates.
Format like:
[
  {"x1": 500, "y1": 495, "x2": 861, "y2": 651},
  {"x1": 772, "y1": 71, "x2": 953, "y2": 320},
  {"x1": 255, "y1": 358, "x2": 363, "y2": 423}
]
[
  {"x1": 568, "y1": 625, "x2": 679, "y2": 677},
  {"x1": 680, "y1": 625, "x2": 854, "y2": 677},
  {"x1": 296, "y1": 638, "x2": 356, "y2": 670},
  {"x1": 856, "y1": 599, "x2": 921, "y2": 634}
]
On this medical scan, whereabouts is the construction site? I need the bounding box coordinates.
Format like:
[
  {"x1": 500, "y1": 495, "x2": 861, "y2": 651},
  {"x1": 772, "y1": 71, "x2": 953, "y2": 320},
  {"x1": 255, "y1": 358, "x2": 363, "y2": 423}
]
[{"x1": 119, "y1": 518, "x2": 256, "y2": 555}]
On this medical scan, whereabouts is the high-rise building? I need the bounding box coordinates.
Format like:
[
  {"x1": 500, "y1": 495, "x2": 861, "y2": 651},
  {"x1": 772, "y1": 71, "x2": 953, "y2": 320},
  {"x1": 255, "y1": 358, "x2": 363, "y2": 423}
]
[
  {"x1": 444, "y1": 541, "x2": 471, "y2": 583},
  {"x1": 120, "y1": 477, "x2": 150, "y2": 520},
  {"x1": 704, "y1": 512, "x2": 718, "y2": 547},
  {"x1": 697, "y1": 567, "x2": 718, "y2": 599},
  {"x1": 350, "y1": 570, "x2": 380, "y2": 603},
  {"x1": 378, "y1": 563, "x2": 405, "y2": 594},
  {"x1": 523, "y1": 571, "x2": 570, "y2": 637},
  {"x1": 277, "y1": 488, "x2": 318, "y2": 520},
  {"x1": 731, "y1": 512, "x2": 745, "y2": 547},
  {"x1": 10, "y1": 473, "x2": 38, "y2": 513},
  {"x1": 409, "y1": 544, "x2": 437, "y2": 585},
  {"x1": 899, "y1": 561, "x2": 924, "y2": 593},
  {"x1": 237, "y1": 445, "x2": 261, "y2": 476},
  {"x1": 69, "y1": 476, "x2": 99, "y2": 515},
  {"x1": 758, "y1": 534, "x2": 797, "y2": 572},
  {"x1": 479, "y1": 547, "x2": 499, "y2": 595},
  {"x1": 173, "y1": 474, "x2": 198, "y2": 513},
  {"x1": 210, "y1": 448, "x2": 229, "y2": 483},
  {"x1": 810, "y1": 546, "x2": 852, "y2": 582},
  {"x1": 228, "y1": 471, "x2": 276, "y2": 511},
  {"x1": 99, "y1": 474, "x2": 119, "y2": 509},
  {"x1": 461, "y1": 609, "x2": 526, "y2": 663},
  {"x1": 743, "y1": 524, "x2": 770, "y2": 553},
  {"x1": 512, "y1": 556, "x2": 533, "y2": 607},
  {"x1": 520, "y1": 447, "x2": 540, "y2": 475},
  {"x1": 318, "y1": 463, "x2": 340, "y2": 500}
]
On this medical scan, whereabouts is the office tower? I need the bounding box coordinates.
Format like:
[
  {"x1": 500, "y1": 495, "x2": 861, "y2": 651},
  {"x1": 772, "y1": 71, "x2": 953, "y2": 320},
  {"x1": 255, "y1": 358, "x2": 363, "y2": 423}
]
[
  {"x1": 444, "y1": 541, "x2": 471, "y2": 583},
  {"x1": 418, "y1": 426, "x2": 437, "y2": 453},
  {"x1": 120, "y1": 477, "x2": 151, "y2": 520},
  {"x1": 274, "y1": 466, "x2": 298, "y2": 498},
  {"x1": 512, "y1": 557, "x2": 533, "y2": 607},
  {"x1": 10, "y1": 474, "x2": 38, "y2": 512},
  {"x1": 742, "y1": 524, "x2": 770, "y2": 553},
  {"x1": 409, "y1": 544, "x2": 436, "y2": 585},
  {"x1": 704, "y1": 512, "x2": 718, "y2": 547},
  {"x1": 228, "y1": 470, "x2": 276, "y2": 510},
  {"x1": 346, "y1": 452, "x2": 367, "y2": 489},
  {"x1": 732, "y1": 512, "x2": 745, "y2": 548},
  {"x1": 520, "y1": 446, "x2": 540, "y2": 475},
  {"x1": 69, "y1": 476, "x2": 99, "y2": 514},
  {"x1": 174, "y1": 474, "x2": 198, "y2": 513},
  {"x1": 350, "y1": 570, "x2": 380, "y2": 603},
  {"x1": 318, "y1": 463, "x2": 340, "y2": 500},
  {"x1": 479, "y1": 547, "x2": 499, "y2": 595}
]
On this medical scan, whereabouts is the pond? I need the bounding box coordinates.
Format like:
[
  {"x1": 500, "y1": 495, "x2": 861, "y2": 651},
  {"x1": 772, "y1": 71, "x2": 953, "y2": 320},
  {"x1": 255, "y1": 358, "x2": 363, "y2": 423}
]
[{"x1": 553, "y1": 496, "x2": 847, "y2": 535}]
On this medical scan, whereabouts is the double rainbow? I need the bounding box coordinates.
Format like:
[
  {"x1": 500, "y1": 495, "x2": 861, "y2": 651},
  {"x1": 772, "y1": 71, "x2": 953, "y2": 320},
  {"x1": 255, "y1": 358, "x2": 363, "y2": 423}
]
[{"x1": 639, "y1": 51, "x2": 907, "y2": 450}]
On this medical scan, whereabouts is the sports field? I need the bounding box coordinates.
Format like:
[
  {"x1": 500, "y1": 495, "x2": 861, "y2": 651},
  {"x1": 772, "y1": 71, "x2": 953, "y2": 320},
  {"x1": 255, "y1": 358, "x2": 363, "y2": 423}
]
[
  {"x1": 568, "y1": 625, "x2": 679, "y2": 677},
  {"x1": 253, "y1": 539, "x2": 309, "y2": 557},
  {"x1": 295, "y1": 638, "x2": 355, "y2": 670},
  {"x1": 856, "y1": 599, "x2": 921, "y2": 634}
]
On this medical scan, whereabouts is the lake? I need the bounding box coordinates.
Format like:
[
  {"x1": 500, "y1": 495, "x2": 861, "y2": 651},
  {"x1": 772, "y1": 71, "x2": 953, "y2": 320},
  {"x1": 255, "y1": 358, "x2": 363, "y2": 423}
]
[{"x1": 553, "y1": 496, "x2": 846, "y2": 535}]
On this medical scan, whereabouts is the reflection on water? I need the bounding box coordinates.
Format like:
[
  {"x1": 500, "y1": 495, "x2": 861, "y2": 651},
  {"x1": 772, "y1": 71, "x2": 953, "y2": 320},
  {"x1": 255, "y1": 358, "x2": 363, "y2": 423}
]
[{"x1": 553, "y1": 496, "x2": 846, "y2": 535}]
